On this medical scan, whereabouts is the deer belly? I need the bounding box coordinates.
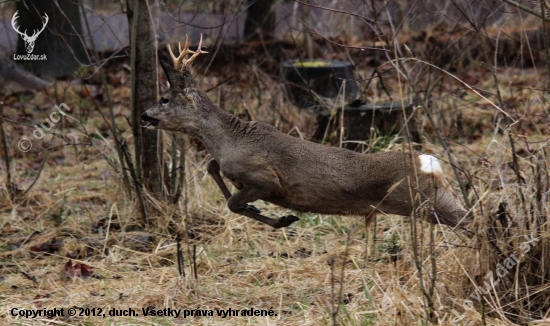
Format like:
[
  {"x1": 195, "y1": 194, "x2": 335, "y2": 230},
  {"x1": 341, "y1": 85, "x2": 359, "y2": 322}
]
[
  {"x1": 266, "y1": 191, "x2": 371, "y2": 215},
  {"x1": 267, "y1": 183, "x2": 415, "y2": 216}
]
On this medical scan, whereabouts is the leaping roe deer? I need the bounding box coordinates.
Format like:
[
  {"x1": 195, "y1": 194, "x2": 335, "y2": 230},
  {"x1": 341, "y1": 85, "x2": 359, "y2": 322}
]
[{"x1": 142, "y1": 35, "x2": 471, "y2": 230}]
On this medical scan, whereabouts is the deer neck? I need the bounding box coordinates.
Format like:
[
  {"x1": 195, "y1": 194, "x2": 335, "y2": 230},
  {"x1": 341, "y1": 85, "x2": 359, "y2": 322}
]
[{"x1": 192, "y1": 98, "x2": 244, "y2": 161}]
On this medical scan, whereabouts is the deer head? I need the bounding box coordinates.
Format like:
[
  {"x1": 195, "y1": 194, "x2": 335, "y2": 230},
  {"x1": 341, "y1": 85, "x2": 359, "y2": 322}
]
[
  {"x1": 12, "y1": 10, "x2": 49, "y2": 54},
  {"x1": 142, "y1": 34, "x2": 208, "y2": 134}
]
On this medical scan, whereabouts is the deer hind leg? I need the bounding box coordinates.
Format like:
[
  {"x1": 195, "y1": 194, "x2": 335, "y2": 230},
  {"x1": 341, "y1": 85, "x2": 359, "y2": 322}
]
[
  {"x1": 365, "y1": 211, "x2": 376, "y2": 230},
  {"x1": 364, "y1": 211, "x2": 377, "y2": 257},
  {"x1": 226, "y1": 187, "x2": 299, "y2": 229}
]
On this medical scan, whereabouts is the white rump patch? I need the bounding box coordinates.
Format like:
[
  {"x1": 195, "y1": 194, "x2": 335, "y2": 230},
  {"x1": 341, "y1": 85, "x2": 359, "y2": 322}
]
[{"x1": 419, "y1": 155, "x2": 443, "y2": 174}]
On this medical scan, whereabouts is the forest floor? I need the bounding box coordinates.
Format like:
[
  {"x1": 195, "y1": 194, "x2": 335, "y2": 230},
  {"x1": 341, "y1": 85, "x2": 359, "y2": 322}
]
[{"x1": 1, "y1": 46, "x2": 549, "y2": 326}]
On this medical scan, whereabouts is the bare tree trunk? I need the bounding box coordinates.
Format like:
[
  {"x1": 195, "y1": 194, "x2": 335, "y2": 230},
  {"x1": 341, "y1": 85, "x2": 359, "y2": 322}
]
[
  {"x1": 126, "y1": 0, "x2": 161, "y2": 196},
  {"x1": 243, "y1": 0, "x2": 276, "y2": 41}
]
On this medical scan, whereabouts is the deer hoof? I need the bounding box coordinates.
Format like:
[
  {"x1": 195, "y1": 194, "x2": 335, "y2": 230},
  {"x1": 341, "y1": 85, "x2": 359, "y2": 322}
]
[
  {"x1": 279, "y1": 215, "x2": 300, "y2": 225},
  {"x1": 245, "y1": 204, "x2": 261, "y2": 214}
]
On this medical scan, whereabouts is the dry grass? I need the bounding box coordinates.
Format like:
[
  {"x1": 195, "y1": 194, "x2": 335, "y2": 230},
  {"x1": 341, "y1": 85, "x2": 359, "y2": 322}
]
[
  {"x1": 2, "y1": 5, "x2": 550, "y2": 323},
  {"x1": 1, "y1": 62, "x2": 549, "y2": 325}
]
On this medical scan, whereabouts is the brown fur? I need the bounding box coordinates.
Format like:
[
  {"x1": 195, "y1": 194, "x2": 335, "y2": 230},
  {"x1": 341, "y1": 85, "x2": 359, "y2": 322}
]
[{"x1": 142, "y1": 52, "x2": 470, "y2": 230}]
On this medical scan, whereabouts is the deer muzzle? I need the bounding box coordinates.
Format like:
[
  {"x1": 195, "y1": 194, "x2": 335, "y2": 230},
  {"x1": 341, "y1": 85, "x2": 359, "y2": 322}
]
[{"x1": 141, "y1": 112, "x2": 160, "y2": 129}]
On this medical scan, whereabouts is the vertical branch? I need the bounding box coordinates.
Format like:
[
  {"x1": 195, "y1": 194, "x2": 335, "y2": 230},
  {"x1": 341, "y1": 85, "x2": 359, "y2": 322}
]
[
  {"x1": 332, "y1": 228, "x2": 353, "y2": 323},
  {"x1": 173, "y1": 134, "x2": 186, "y2": 204},
  {"x1": 81, "y1": 3, "x2": 132, "y2": 196},
  {"x1": 328, "y1": 256, "x2": 336, "y2": 326},
  {"x1": 180, "y1": 137, "x2": 190, "y2": 219},
  {"x1": 338, "y1": 82, "x2": 345, "y2": 148},
  {"x1": 301, "y1": 0, "x2": 314, "y2": 59},
  {"x1": 394, "y1": 56, "x2": 470, "y2": 207},
  {"x1": 407, "y1": 172, "x2": 436, "y2": 323},
  {"x1": 428, "y1": 222, "x2": 436, "y2": 302},
  {"x1": 170, "y1": 133, "x2": 178, "y2": 201},
  {"x1": 0, "y1": 103, "x2": 11, "y2": 197},
  {"x1": 243, "y1": 0, "x2": 276, "y2": 41},
  {"x1": 541, "y1": 0, "x2": 550, "y2": 86},
  {"x1": 192, "y1": 244, "x2": 198, "y2": 280},
  {"x1": 121, "y1": 138, "x2": 148, "y2": 224},
  {"x1": 491, "y1": 26, "x2": 525, "y2": 203},
  {"x1": 176, "y1": 232, "x2": 186, "y2": 278},
  {"x1": 22, "y1": 151, "x2": 49, "y2": 197},
  {"x1": 129, "y1": 0, "x2": 141, "y2": 178}
]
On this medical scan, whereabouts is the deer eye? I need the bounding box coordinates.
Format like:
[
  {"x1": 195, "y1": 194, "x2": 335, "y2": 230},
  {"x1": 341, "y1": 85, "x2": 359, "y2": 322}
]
[{"x1": 160, "y1": 98, "x2": 169, "y2": 105}]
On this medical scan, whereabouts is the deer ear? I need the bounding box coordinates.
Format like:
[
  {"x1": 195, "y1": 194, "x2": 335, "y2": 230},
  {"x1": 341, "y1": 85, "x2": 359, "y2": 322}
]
[{"x1": 159, "y1": 59, "x2": 187, "y2": 91}]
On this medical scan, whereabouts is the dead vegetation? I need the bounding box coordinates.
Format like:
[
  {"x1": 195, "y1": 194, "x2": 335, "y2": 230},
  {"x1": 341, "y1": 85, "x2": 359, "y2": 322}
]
[{"x1": 1, "y1": 1, "x2": 550, "y2": 325}]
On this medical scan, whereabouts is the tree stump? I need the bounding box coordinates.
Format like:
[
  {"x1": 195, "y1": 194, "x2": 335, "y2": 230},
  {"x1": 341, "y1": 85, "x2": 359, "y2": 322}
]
[
  {"x1": 282, "y1": 59, "x2": 359, "y2": 109},
  {"x1": 312, "y1": 102, "x2": 420, "y2": 151}
]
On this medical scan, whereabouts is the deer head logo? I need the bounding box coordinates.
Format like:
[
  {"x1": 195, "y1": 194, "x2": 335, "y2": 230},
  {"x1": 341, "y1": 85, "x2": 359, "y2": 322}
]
[{"x1": 11, "y1": 10, "x2": 49, "y2": 54}]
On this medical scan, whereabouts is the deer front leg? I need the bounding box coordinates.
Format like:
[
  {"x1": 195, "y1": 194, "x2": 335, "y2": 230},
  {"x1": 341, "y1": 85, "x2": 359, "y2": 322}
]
[
  {"x1": 227, "y1": 187, "x2": 300, "y2": 229},
  {"x1": 207, "y1": 159, "x2": 260, "y2": 213},
  {"x1": 207, "y1": 159, "x2": 232, "y2": 199}
]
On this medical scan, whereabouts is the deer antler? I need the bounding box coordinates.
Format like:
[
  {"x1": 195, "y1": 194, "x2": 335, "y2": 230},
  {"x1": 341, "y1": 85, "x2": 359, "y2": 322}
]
[
  {"x1": 167, "y1": 34, "x2": 208, "y2": 71},
  {"x1": 31, "y1": 13, "x2": 49, "y2": 38},
  {"x1": 11, "y1": 11, "x2": 49, "y2": 38},
  {"x1": 11, "y1": 11, "x2": 26, "y2": 37}
]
